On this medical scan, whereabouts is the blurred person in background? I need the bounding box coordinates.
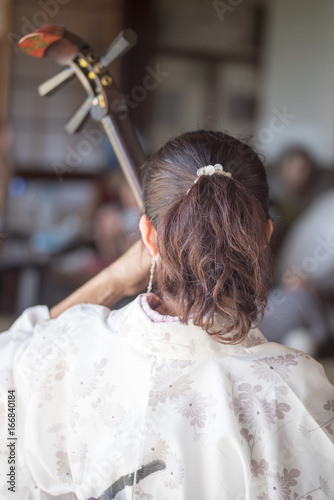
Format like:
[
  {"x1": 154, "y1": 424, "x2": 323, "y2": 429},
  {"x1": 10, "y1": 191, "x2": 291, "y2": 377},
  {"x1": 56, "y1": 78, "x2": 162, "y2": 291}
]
[
  {"x1": 268, "y1": 148, "x2": 333, "y2": 257},
  {"x1": 86, "y1": 171, "x2": 141, "y2": 276},
  {"x1": 261, "y1": 151, "x2": 334, "y2": 355},
  {"x1": 51, "y1": 171, "x2": 141, "y2": 286}
]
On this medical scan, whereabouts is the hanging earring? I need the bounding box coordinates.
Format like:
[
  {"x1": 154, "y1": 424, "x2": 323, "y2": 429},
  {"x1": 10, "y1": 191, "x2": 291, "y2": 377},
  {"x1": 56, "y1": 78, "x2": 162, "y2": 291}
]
[{"x1": 147, "y1": 255, "x2": 156, "y2": 294}]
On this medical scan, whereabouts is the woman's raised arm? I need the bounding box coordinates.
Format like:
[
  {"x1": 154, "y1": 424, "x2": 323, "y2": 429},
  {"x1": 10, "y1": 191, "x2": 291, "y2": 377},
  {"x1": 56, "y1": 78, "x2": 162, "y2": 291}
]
[{"x1": 50, "y1": 240, "x2": 151, "y2": 319}]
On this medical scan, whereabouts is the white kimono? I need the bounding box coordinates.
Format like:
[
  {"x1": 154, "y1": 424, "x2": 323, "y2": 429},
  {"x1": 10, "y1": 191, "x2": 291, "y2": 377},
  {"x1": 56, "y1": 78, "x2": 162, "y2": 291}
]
[{"x1": 0, "y1": 293, "x2": 334, "y2": 500}]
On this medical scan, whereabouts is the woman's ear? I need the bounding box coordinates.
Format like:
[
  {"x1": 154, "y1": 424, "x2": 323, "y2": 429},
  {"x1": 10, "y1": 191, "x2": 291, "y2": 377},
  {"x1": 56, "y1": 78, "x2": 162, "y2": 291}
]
[
  {"x1": 139, "y1": 214, "x2": 159, "y2": 257},
  {"x1": 266, "y1": 218, "x2": 274, "y2": 244}
]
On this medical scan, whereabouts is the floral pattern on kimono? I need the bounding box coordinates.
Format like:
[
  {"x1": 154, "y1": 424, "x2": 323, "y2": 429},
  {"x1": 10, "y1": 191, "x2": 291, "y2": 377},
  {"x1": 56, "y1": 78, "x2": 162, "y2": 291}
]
[{"x1": 0, "y1": 295, "x2": 333, "y2": 500}]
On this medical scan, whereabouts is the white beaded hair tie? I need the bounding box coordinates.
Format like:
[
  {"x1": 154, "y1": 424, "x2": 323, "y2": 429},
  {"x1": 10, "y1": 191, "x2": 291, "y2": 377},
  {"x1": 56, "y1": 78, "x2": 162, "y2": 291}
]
[{"x1": 186, "y1": 163, "x2": 232, "y2": 195}]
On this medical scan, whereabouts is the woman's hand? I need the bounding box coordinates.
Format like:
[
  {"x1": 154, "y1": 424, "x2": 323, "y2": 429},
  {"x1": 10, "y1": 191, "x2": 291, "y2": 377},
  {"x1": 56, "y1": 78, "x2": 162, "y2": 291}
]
[
  {"x1": 50, "y1": 240, "x2": 152, "y2": 319},
  {"x1": 98, "y1": 240, "x2": 152, "y2": 301}
]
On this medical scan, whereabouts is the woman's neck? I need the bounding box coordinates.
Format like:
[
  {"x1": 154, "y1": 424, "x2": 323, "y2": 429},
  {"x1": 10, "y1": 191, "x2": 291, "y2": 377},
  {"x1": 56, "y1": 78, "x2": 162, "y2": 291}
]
[
  {"x1": 150, "y1": 293, "x2": 179, "y2": 317},
  {"x1": 156, "y1": 301, "x2": 178, "y2": 317}
]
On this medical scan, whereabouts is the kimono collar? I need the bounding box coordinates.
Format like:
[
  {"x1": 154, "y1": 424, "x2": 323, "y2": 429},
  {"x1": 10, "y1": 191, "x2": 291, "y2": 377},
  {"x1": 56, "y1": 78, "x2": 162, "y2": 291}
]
[{"x1": 109, "y1": 294, "x2": 268, "y2": 361}]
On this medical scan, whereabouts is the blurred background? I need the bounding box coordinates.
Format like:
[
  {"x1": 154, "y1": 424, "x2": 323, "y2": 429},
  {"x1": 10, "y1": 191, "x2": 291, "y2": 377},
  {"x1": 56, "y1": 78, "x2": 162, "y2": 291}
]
[{"x1": 1, "y1": 0, "x2": 334, "y2": 378}]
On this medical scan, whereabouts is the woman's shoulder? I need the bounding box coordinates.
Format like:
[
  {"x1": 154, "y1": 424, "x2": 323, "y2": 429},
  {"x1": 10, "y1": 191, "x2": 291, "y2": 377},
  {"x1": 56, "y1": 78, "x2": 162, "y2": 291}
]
[
  {"x1": 244, "y1": 331, "x2": 327, "y2": 376},
  {"x1": 6, "y1": 299, "x2": 138, "y2": 359},
  {"x1": 240, "y1": 336, "x2": 334, "y2": 402},
  {"x1": 36, "y1": 300, "x2": 134, "y2": 343}
]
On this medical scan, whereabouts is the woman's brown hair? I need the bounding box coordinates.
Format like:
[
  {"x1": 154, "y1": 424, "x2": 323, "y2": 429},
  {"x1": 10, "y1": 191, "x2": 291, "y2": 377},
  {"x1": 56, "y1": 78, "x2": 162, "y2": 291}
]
[{"x1": 141, "y1": 130, "x2": 273, "y2": 344}]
